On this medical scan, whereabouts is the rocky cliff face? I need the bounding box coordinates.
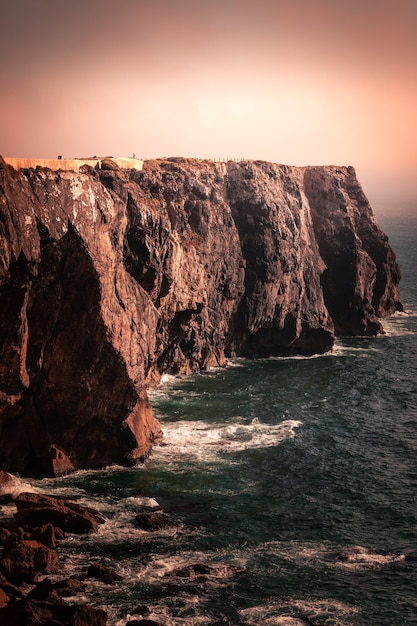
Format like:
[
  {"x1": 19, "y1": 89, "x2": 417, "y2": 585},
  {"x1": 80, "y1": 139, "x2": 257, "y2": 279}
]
[{"x1": 0, "y1": 157, "x2": 401, "y2": 476}]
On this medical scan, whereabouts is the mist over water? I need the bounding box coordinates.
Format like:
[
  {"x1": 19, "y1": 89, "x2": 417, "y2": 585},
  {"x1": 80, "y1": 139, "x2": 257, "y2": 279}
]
[{"x1": 22, "y1": 214, "x2": 417, "y2": 625}]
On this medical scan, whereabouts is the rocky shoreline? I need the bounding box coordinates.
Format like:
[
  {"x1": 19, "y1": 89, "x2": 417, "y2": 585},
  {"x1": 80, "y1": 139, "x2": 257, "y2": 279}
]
[
  {"x1": 0, "y1": 156, "x2": 403, "y2": 623},
  {"x1": 0, "y1": 470, "x2": 329, "y2": 626},
  {"x1": 0, "y1": 471, "x2": 169, "y2": 625}
]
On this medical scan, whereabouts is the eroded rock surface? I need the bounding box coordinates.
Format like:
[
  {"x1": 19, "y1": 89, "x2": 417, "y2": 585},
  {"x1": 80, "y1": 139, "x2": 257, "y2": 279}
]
[
  {"x1": 303, "y1": 166, "x2": 402, "y2": 335},
  {"x1": 14, "y1": 492, "x2": 106, "y2": 533},
  {"x1": 0, "y1": 538, "x2": 59, "y2": 584},
  {"x1": 0, "y1": 157, "x2": 401, "y2": 475}
]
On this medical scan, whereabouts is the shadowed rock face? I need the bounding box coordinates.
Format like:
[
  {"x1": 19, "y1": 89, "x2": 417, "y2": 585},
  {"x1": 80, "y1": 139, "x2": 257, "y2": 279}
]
[
  {"x1": 303, "y1": 166, "x2": 402, "y2": 335},
  {"x1": 0, "y1": 157, "x2": 401, "y2": 475}
]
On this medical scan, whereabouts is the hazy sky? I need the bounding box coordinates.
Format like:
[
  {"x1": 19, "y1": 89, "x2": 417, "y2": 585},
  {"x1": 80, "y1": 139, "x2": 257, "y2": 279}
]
[{"x1": 2, "y1": 0, "x2": 416, "y2": 202}]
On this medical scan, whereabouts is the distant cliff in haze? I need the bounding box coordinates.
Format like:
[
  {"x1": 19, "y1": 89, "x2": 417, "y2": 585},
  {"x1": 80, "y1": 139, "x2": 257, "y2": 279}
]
[{"x1": 0, "y1": 156, "x2": 402, "y2": 476}]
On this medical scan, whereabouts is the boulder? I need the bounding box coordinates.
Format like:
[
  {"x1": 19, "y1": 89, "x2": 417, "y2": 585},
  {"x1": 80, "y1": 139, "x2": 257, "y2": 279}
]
[
  {"x1": 54, "y1": 577, "x2": 87, "y2": 597},
  {"x1": 0, "y1": 538, "x2": 59, "y2": 583},
  {"x1": 26, "y1": 577, "x2": 64, "y2": 604},
  {"x1": 0, "y1": 494, "x2": 14, "y2": 505},
  {"x1": 87, "y1": 563, "x2": 122, "y2": 584},
  {"x1": 131, "y1": 603, "x2": 151, "y2": 616},
  {"x1": 14, "y1": 492, "x2": 106, "y2": 533},
  {"x1": 0, "y1": 586, "x2": 9, "y2": 609},
  {"x1": 0, "y1": 527, "x2": 12, "y2": 546},
  {"x1": 30, "y1": 523, "x2": 57, "y2": 549},
  {"x1": 133, "y1": 511, "x2": 173, "y2": 531},
  {"x1": 0, "y1": 599, "x2": 108, "y2": 625},
  {"x1": 0, "y1": 572, "x2": 22, "y2": 599}
]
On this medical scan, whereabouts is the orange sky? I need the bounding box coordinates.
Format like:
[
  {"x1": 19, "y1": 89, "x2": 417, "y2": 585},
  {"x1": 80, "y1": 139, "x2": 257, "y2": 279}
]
[{"x1": 2, "y1": 0, "x2": 416, "y2": 204}]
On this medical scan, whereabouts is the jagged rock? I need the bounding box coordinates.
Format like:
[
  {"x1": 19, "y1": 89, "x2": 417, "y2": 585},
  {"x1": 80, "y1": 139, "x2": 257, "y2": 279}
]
[
  {"x1": 0, "y1": 527, "x2": 12, "y2": 546},
  {"x1": 29, "y1": 523, "x2": 57, "y2": 549},
  {"x1": 303, "y1": 166, "x2": 402, "y2": 334},
  {"x1": 0, "y1": 599, "x2": 108, "y2": 625},
  {"x1": 131, "y1": 604, "x2": 151, "y2": 616},
  {"x1": 0, "y1": 495, "x2": 14, "y2": 505},
  {"x1": 14, "y1": 492, "x2": 106, "y2": 533},
  {"x1": 0, "y1": 522, "x2": 57, "y2": 546},
  {"x1": 0, "y1": 571, "x2": 22, "y2": 600},
  {"x1": 0, "y1": 156, "x2": 401, "y2": 476},
  {"x1": 87, "y1": 563, "x2": 122, "y2": 584},
  {"x1": 26, "y1": 577, "x2": 64, "y2": 603},
  {"x1": 133, "y1": 511, "x2": 173, "y2": 531},
  {"x1": 54, "y1": 577, "x2": 87, "y2": 597},
  {"x1": 0, "y1": 587, "x2": 9, "y2": 608},
  {"x1": 48, "y1": 444, "x2": 75, "y2": 476},
  {"x1": 0, "y1": 537, "x2": 59, "y2": 583}
]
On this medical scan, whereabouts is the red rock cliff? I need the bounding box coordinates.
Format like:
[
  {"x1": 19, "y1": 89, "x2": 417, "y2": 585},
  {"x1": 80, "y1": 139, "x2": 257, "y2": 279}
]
[{"x1": 0, "y1": 157, "x2": 401, "y2": 475}]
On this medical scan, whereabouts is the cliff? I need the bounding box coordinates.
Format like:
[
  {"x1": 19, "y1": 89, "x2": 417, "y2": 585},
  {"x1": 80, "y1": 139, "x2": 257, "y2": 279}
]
[{"x1": 0, "y1": 157, "x2": 402, "y2": 476}]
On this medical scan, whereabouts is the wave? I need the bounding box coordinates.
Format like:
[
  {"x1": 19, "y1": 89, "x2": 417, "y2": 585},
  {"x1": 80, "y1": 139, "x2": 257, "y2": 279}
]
[
  {"x1": 115, "y1": 605, "x2": 217, "y2": 626},
  {"x1": 139, "y1": 550, "x2": 246, "y2": 585},
  {"x1": 0, "y1": 472, "x2": 36, "y2": 498},
  {"x1": 158, "y1": 372, "x2": 181, "y2": 386},
  {"x1": 381, "y1": 310, "x2": 417, "y2": 337},
  {"x1": 90, "y1": 513, "x2": 188, "y2": 545},
  {"x1": 31, "y1": 464, "x2": 128, "y2": 487},
  {"x1": 330, "y1": 545, "x2": 405, "y2": 569},
  {"x1": 261, "y1": 541, "x2": 405, "y2": 572},
  {"x1": 151, "y1": 418, "x2": 302, "y2": 464},
  {"x1": 239, "y1": 599, "x2": 359, "y2": 626}
]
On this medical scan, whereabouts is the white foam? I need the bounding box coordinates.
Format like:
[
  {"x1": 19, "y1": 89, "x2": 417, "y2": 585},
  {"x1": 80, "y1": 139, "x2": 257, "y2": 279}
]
[
  {"x1": 43, "y1": 551, "x2": 88, "y2": 581},
  {"x1": 0, "y1": 472, "x2": 37, "y2": 498},
  {"x1": 151, "y1": 418, "x2": 302, "y2": 464},
  {"x1": 262, "y1": 541, "x2": 405, "y2": 572},
  {"x1": 31, "y1": 484, "x2": 88, "y2": 498},
  {"x1": 239, "y1": 598, "x2": 359, "y2": 626},
  {"x1": 138, "y1": 550, "x2": 246, "y2": 586},
  {"x1": 0, "y1": 503, "x2": 17, "y2": 523},
  {"x1": 225, "y1": 358, "x2": 246, "y2": 368},
  {"x1": 124, "y1": 495, "x2": 160, "y2": 508},
  {"x1": 381, "y1": 311, "x2": 417, "y2": 337},
  {"x1": 159, "y1": 372, "x2": 180, "y2": 385},
  {"x1": 95, "y1": 514, "x2": 185, "y2": 544},
  {"x1": 330, "y1": 544, "x2": 405, "y2": 569},
  {"x1": 115, "y1": 605, "x2": 212, "y2": 626},
  {"x1": 239, "y1": 607, "x2": 310, "y2": 626}
]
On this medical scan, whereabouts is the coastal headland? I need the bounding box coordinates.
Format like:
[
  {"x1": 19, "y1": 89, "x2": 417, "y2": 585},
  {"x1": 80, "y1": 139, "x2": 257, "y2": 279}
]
[{"x1": 0, "y1": 156, "x2": 401, "y2": 477}]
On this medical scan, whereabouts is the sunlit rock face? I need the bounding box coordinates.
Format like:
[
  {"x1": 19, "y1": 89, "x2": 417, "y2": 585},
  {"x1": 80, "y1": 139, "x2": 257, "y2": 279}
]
[{"x1": 0, "y1": 157, "x2": 401, "y2": 476}]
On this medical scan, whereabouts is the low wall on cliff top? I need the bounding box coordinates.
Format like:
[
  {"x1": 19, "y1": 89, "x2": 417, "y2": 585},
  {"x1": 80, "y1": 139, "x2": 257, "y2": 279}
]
[{"x1": 4, "y1": 157, "x2": 144, "y2": 172}]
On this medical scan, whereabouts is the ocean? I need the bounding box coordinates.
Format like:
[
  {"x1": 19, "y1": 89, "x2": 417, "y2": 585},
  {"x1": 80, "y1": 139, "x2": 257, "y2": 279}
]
[{"x1": 14, "y1": 211, "x2": 417, "y2": 625}]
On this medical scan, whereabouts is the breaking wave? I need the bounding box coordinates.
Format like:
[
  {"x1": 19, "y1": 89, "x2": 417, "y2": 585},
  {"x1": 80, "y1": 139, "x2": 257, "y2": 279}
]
[{"x1": 152, "y1": 417, "x2": 302, "y2": 463}]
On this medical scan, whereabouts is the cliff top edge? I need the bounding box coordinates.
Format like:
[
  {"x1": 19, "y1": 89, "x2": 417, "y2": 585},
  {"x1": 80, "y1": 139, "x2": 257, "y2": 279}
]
[{"x1": 3, "y1": 156, "x2": 144, "y2": 172}]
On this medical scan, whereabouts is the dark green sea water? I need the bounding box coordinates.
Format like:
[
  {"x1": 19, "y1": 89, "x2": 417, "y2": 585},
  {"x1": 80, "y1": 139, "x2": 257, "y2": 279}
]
[{"x1": 24, "y1": 214, "x2": 417, "y2": 625}]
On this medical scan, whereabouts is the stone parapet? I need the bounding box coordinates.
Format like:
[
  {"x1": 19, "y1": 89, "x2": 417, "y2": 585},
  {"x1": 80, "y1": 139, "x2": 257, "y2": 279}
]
[{"x1": 4, "y1": 157, "x2": 143, "y2": 172}]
